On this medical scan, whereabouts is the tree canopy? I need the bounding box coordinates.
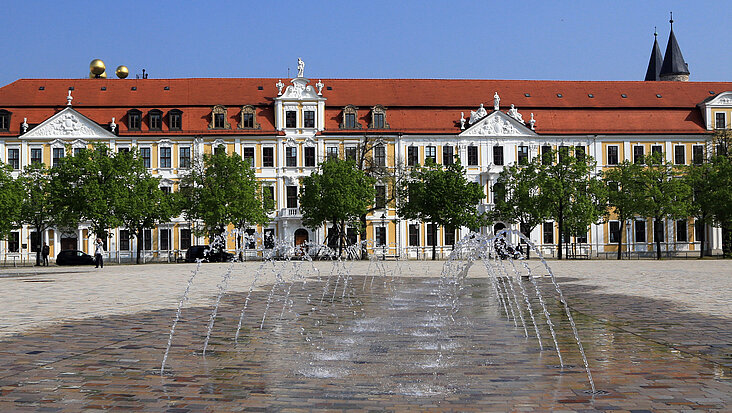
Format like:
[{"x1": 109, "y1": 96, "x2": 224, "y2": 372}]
[
  {"x1": 602, "y1": 160, "x2": 644, "y2": 259},
  {"x1": 398, "y1": 160, "x2": 485, "y2": 259},
  {"x1": 18, "y1": 163, "x2": 55, "y2": 265},
  {"x1": 300, "y1": 158, "x2": 376, "y2": 256},
  {"x1": 0, "y1": 164, "x2": 21, "y2": 241}
]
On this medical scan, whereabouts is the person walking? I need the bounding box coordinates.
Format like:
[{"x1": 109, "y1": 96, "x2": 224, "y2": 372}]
[
  {"x1": 41, "y1": 243, "x2": 49, "y2": 266},
  {"x1": 94, "y1": 238, "x2": 104, "y2": 268}
]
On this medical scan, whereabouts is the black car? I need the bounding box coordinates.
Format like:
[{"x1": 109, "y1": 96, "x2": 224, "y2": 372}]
[
  {"x1": 184, "y1": 245, "x2": 235, "y2": 263},
  {"x1": 56, "y1": 250, "x2": 96, "y2": 266}
]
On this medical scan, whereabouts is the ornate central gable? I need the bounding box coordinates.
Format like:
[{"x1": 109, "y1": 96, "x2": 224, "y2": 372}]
[
  {"x1": 20, "y1": 107, "x2": 116, "y2": 140},
  {"x1": 459, "y1": 111, "x2": 537, "y2": 137}
]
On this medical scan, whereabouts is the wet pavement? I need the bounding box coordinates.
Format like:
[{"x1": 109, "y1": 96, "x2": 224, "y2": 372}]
[{"x1": 0, "y1": 262, "x2": 730, "y2": 412}]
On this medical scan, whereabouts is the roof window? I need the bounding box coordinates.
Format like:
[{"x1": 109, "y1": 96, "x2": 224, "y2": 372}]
[
  {"x1": 656, "y1": 94, "x2": 662, "y2": 98},
  {"x1": 131, "y1": 86, "x2": 137, "y2": 91},
  {"x1": 556, "y1": 93, "x2": 563, "y2": 98},
  {"x1": 524, "y1": 93, "x2": 531, "y2": 97},
  {"x1": 257, "y1": 86, "x2": 263, "y2": 90},
  {"x1": 101, "y1": 87, "x2": 106, "y2": 91},
  {"x1": 588, "y1": 94, "x2": 594, "y2": 98},
  {"x1": 38, "y1": 86, "x2": 44, "y2": 91},
  {"x1": 327, "y1": 86, "x2": 332, "y2": 90},
  {"x1": 621, "y1": 94, "x2": 627, "y2": 98},
  {"x1": 709, "y1": 91, "x2": 715, "y2": 95},
  {"x1": 68, "y1": 87, "x2": 74, "y2": 91},
  {"x1": 164, "y1": 86, "x2": 170, "y2": 90}
]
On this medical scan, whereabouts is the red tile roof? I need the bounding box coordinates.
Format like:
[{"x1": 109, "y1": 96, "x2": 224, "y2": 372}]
[{"x1": 0, "y1": 78, "x2": 729, "y2": 135}]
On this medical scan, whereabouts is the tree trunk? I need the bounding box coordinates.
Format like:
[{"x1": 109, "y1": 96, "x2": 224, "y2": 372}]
[
  {"x1": 136, "y1": 228, "x2": 143, "y2": 264},
  {"x1": 617, "y1": 219, "x2": 624, "y2": 260},
  {"x1": 338, "y1": 220, "x2": 344, "y2": 258},
  {"x1": 557, "y1": 210, "x2": 564, "y2": 260},
  {"x1": 34, "y1": 224, "x2": 42, "y2": 266},
  {"x1": 699, "y1": 217, "x2": 706, "y2": 259},
  {"x1": 431, "y1": 221, "x2": 437, "y2": 261},
  {"x1": 655, "y1": 217, "x2": 662, "y2": 260},
  {"x1": 360, "y1": 213, "x2": 368, "y2": 260}
]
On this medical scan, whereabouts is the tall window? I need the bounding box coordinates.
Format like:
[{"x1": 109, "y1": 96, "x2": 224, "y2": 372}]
[
  {"x1": 264, "y1": 228, "x2": 275, "y2": 249},
  {"x1": 179, "y1": 147, "x2": 190, "y2": 169},
  {"x1": 285, "y1": 111, "x2": 297, "y2": 128},
  {"x1": 543, "y1": 222, "x2": 554, "y2": 244},
  {"x1": 695, "y1": 220, "x2": 704, "y2": 243},
  {"x1": 0, "y1": 110, "x2": 11, "y2": 132},
  {"x1": 651, "y1": 145, "x2": 663, "y2": 161},
  {"x1": 30, "y1": 148, "x2": 42, "y2": 165},
  {"x1": 143, "y1": 229, "x2": 152, "y2": 250},
  {"x1": 425, "y1": 146, "x2": 436, "y2": 163},
  {"x1": 444, "y1": 225, "x2": 455, "y2": 246},
  {"x1": 74, "y1": 148, "x2": 83, "y2": 157},
  {"x1": 242, "y1": 147, "x2": 255, "y2": 167},
  {"x1": 341, "y1": 105, "x2": 360, "y2": 129},
  {"x1": 633, "y1": 145, "x2": 644, "y2": 164},
  {"x1": 674, "y1": 145, "x2": 685, "y2": 165},
  {"x1": 304, "y1": 147, "x2": 315, "y2": 167},
  {"x1": 558, "y1": 146, "x2": 569, "y2": 163},
  {"x1": 30, "y1": 232, "x2": 41, "y2": 252},
  {"x1": 286, "y1": 146, "x2": 297, "y2": 167},
  {"x1": 492, "y1": 182, "x2": 505, "y2": 204},
  {"x1": 575, "y1": 146, "x2": 585, "y2": 161},
  {"x1": 8, "y1": 232, "x2": 19, "y2": 252},
  {"x1": 607, "y1": 145, "x2": 619, "y2": 165},
  {"x1": 442, "y1": 146, "x2": 454, "y2": 165},
  {"x1": 168, "y1": 109, "x2": 182, "y2": 131},
  {"x1": 493, "y1": 145, "x2": 504, "y2": 165},
  {"x1": 210, "y1": 105, "x2": 230, "y2": 129},
  {"x1": 426, "y1": 223, "x2": 437, "y2": 246},
  {"x1": 374, "y1": 145, "x2": 386, "y2": 167},
  {"x1": 148, "y1": 110, "x2": 162, "y2": 131},
  {"x1": 517, "y1": 145, "x2": 529, "y2": 165},
  {"x1": 140, "y1": 148, "x2": 151, "y2": 168},
  {"x1": 715, "y1": 112, "x2": 726, "y2": 129},
  {"x1": 676, "y1": 219, "x2": 687, "y2": 242},
  {"x1": 692, "y1": 145, "x2": 704, "y2": 165},
  {"x1": 52, "y1": 148, "x2": 64, "y2": 167},
  {"x1": 303, "y1": 110, "x2": 315, "y2": 128},
  {"x1": 541, "y1": 145, "x2": 552, "y2": 165},
  {"x1": 7, "y1": 148, "x2": 19, "y2": 170},
  {"x1": 345, "y1": 147, "x2": 357, "y2": 161},
  {"x1": 263, "y1": 185, "x2": 275, "y2": 206},
  {"x1": 160, "y1": 229, "x2": 171, "y2": 250},
  {"x1": 467, "y1": 145, "x2": 478, "y2": 166},
  {"x1": 263, "y1": 147, "x2": 274, "y2": 167},
  {"x1": 239, "y1": 106, "x2": 258, "y2": 129},
  {"x1": 119, "y1": 230, "x2": 130, "y2": 251},
  {"x1": 653, "y1": 220, "x2": 664, "y2": 243},
  {"x1": 286, "y1": 186, "x2": 298, "y2": 208},
  {"x1": 326, "y1": 146, "x2": 338, "y2": 161},
  {"x1": 159, "y1": 147, "x2": 171, "y2": 168},
  {"x1": 407, "y1": 146, "x2": 418, "y2": 166},
  {"x1": 609, "y1": 221, "x2": 620, "y2": 243},
  {"x1": 375, "y1": 185, "x2": 386, "y2": 209},
  {"x1": 635, "y1": 220, "x2": 646, "y2": 243},
  {"x1": 180, "y1": 229, "x2": 192, "y2": 250},
  {"x1": 127, "y1": 109, "x2": 142, "y2": 131},
  {"x1": 375, "y1": 227, "x2": 387, "y2": 246},
  {"x1": 408, "y1": 224, "x2": 419, "y2": 246}
]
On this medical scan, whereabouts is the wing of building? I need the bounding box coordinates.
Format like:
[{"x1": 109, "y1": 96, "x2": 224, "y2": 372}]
[{"x1": 1, "y1": 35, "x2": 730, "y2": 261}]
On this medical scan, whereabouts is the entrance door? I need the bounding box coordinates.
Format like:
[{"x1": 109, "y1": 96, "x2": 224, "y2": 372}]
[
  {"x1": 294, "y1": 229, "x2": 309, "y2": 247},
  {"x1": 61, "y1": 237, "x2": 77, "y2": 251}
]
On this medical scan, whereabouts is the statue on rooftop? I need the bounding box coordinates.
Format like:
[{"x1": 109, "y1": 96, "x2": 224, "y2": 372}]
[{"x1": 297, "y1": 58, "x2": 305, "y2": 78}]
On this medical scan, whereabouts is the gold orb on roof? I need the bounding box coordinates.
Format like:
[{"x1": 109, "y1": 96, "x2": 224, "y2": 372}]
[
  {"x1": 115, "y1": 65, "x2": 129, "y2": 79},
  {"x1": 99, "y1": 71, "x2": 107, "y2": 78},
  {"x1": 90, "y1": 59, "x2": 106, "y2": 76}
]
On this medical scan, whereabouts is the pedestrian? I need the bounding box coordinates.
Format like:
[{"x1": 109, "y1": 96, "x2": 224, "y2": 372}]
[
  {"x1": 94, "y1": 238, "x2": 104, "y2": 268},
  {"x1": 42, "y1": 243, "x2": 49, "y2": 266}
]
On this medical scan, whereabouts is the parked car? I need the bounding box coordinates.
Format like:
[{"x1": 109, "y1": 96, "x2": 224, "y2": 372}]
[
  {"x1": 184, "y1": 245, "x2": 235, "y2": 263},
  {"x1": 56, "y1": 250, "x2": 96, "y2": 266}
]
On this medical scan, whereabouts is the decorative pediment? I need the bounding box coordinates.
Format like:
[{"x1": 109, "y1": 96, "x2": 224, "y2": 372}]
[
  {"x1": 20, "y1": 107, "x2": 116, "y2": 140},
  {"x1": 459, "y1": 111, "x2": 537, "y2": 137},
  {"x1": 698, "y1": 91, "x2": 732, "y2": 130},
  {"x1": 280, "y1": 77, "x2": 323, "y2": 100}
]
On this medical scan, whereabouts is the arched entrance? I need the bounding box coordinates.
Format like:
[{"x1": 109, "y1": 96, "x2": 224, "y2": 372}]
[
  {"x1": 294, "y1": 228, "x2": 309, "y2": 247},
  {"x1": 60, "y1": 230, "x2": 78, "y2": 251},
  {"x1": 493, "y1": 223, "x2": 506, "y2": 235}
]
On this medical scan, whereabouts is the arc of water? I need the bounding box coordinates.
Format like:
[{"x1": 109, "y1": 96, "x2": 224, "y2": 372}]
[
  {"x1": 508, "y1": 258, "x2": 543, "y2": 350},
  {"x1": 161, "y1": 260, "x2": 203, "y2": 374},
  {"x1": 203, "y1": 261, "x2": 236, "y2": 355},
  {"x1": 497, "y1": 256, "x2": 529, "y2": 338}
]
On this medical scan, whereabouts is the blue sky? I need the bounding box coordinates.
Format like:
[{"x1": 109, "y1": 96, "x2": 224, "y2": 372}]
[{"x1": 2, "y1": 0, "x2": 730, "y2": 85}]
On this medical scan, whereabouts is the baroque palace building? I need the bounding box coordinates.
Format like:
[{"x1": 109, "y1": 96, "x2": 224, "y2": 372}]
[{"x1": 0, "y1": 26, "x2": 730, "y2": 262}]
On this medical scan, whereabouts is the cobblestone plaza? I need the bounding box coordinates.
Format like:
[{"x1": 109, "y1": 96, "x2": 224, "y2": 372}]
[{"x1": 0, "y1": 260, "x2": 730, "y2": 411}]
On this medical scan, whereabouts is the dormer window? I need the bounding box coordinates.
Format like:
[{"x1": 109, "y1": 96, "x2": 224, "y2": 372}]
[
  {"x1": 168, "y1": 109, "x2": 182, "y2": 131},
  {"x1": 0, "y1": 110, "x2": 11, "y2": 132},
  {"x1": 239, "y1": 105, "x2": 260, "y2": 129},
  {"x1": 148, "y1": 109, "x2": 163, "y2": 131},
  {"x1": 340, "y1": 105, "x2": 361, "y2": 129},
  {"x1": 127, "y1": 109, "x2": 142, "y2": 131},
  {"x1": 209, "y1": 105, "x2": 230, "y2": 129},
  {"x1": 369, "y1": 105, "x2": 389, "y2": 129}
]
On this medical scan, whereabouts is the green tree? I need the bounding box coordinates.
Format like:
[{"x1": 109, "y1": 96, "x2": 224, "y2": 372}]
[
  {"x1": 707, "y1": 130, "x2": 732, "y2": 256},
  {"x1": 18, "y1": 163, "x2": 54, "y2": 265},
  {"x1": 300, "y1": 158, "x2": 376, "y2": 257},
  {"x1": 603, "y1": 160, "x2": 644, "y2": 259},
  {"x1": 637, "y1": 152, "x2": 692, "y2": 259},
  {"x1": 49, "y1": 144, "x2": 124, "y2": 240},
  {"x1": 538, "y1": 148, "x2": 606, "y2": 260},
  {"x1": 180, "y1": 151, "x2": 270, "y2": 249},
  {"x1": 492, "y1": 160, "x2": 546, "y2": 258},
  {"x1": 115, "y1": 150, "x2": 180, "y2": 264},
  {"x1": 0, "y1": 164, "x2": 21, "y2": 241},
  {"x1": 398, "y1": 160, "x2": 485, "y2": 260}
]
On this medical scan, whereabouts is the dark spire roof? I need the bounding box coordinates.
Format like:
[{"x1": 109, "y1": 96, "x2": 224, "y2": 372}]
[
  {"x1": 660, "y1": 13, "x2": 690, "y2": 77},
  {"x1": 644, "y1": 28, "x2": 663, "y2": 81}
]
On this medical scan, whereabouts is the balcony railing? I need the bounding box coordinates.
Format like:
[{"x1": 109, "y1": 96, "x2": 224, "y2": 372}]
[{"x1": 279, "y1": 207, "x2": 301, "y2": 217}]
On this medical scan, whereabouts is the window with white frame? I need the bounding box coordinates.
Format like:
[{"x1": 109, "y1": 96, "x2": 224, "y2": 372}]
[
  {"x1": 609, "y1": 221, "x2": 620, "y2": 243},
  {"x1": 242, "y1": 147, "x2": 255, "y2": 167},
  {"x1": 30, "y1": 147, "x2": 42, "y2": 165},
  {"x1": 179, "y1": 146, "x2": 191, "y2": 169},
  {"x1": 635, "y1": 220, "x2": 646, "y2": 243},
  {"x1": 159, "y1": 147, "x2": 172, "y2": 168},
  {"x1": 140, "y1": 147, "x2": 151, "y2": 168},
  {"x1": 674, "y1": 145, "x2": 685, "y2": 165},
  {"x1": 607, "y1": 145, "x2": 619, "y2": 165},
  {"x1": 374, "y1": 144, "x2": 385, "y2": 167},
  {"x1": 7, "y1": 148, "x2": 19, "y2": 170},
  {"x1": 715, "y1": 112, "x2": 726, "y2": 129},
  {"x1": 159, "y1": 228, "x2": 171, "y2": 250}
]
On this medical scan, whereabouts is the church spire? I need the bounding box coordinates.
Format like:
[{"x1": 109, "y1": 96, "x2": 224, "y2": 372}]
[
  {"x1": 644, "y1": 28, "x2": 663, "y2": 81},
  {"x1": 659, "y1": 12, "x2": 690, "y2": 81}
]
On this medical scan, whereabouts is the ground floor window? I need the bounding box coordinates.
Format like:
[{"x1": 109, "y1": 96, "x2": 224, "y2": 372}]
[
  {"x1": 143, "y1": 229, "x2": 152, "y2": 251},
  {"x1": 609, "y1": 221, "x2": 620, "y2": 243},
  {"x1": 119, "y1": 230, "x2": 130, "y2": 251},
  {"x1": 444, "y1": 225, "x2": 455, "y2": 246},
  {"x1": 375, "y1": 227, "x2": 386, "y2": 246},
  {"x1": 409, "y1": 224, "x2": 419, "y2": 246},
  {"x1": 245, "y1": 228, "x2": 256, "y2": 249},
  {"x1": 426, "y1": 223, "x2": 437, "y2": 246},
  {"x1": 346, "y1": 227, "x2": 357, "y2": 246},
  {"x1": 30, "y1": 232, "x2": 41, "y2": 252},
  {"x1": 575, "y1": 231, "x2": 588, "y2": 244},
  {"x1": 8, "y1": 232, "x2": 19, "y2": 252},
  {"x1": 635, "y1": 220, "x2": 646, "y2": 243},
  {"x1": 543, "y1": 222, "x2": 554, "y2": 244},
  {"x1": 160, "y1": 229, "x2": 171, "y2": 250},
  {"x1": 180, "y1": 229, "x2": 192, "y2": 250},
  {"x1": 676, "y1": 219, "x2": 687, "y2": 242},
  {"x1": 653, "y1": 220, "x2": 664, "y2": 243}
]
